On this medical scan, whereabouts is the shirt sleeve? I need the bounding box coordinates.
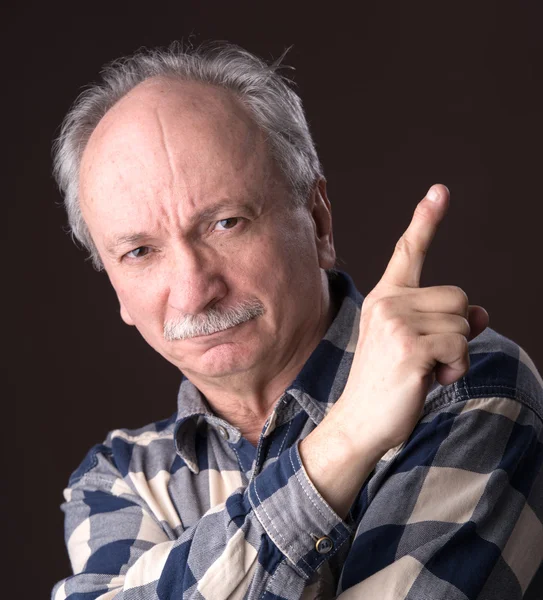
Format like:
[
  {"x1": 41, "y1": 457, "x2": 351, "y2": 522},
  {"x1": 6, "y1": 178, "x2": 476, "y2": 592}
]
[
  {"x1": 336, "y1": 395, "x2": 543, "y2": 600},
  {"x1": 51, "y1": 436, "x2": 353, "y2": 600}
]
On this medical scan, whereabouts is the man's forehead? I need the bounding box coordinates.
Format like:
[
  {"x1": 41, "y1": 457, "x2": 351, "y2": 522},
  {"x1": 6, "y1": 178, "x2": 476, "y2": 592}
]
[
  {"x1": 78, "y1": 78, "x2": 281, "y2": 250},
  {"x1": 80, "y1": 78, "x2": 273, "y2": 204},
  {"x1": 82, "y1": 77, "x2": 263, "y2": 169}
]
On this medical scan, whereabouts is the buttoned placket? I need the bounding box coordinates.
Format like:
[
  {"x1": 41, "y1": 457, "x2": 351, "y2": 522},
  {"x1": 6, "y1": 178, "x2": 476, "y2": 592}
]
[{"x1": 249, "y1": 392, "x2": 293, "y2": 480}]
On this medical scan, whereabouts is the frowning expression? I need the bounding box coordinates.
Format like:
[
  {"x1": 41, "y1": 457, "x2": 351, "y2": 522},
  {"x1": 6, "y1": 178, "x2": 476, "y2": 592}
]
[{"x1": 79, "y1": 78, "x2": 335, "y2": 384}]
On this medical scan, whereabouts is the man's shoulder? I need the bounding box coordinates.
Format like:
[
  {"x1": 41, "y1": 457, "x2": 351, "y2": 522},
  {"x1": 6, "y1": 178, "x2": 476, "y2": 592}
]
[
  {"x1": 425, "y1": 327, "x2": 543, "y2": 422},
  {"x1": 68, "y1": 412, "x2": 178, "y2": 487}
]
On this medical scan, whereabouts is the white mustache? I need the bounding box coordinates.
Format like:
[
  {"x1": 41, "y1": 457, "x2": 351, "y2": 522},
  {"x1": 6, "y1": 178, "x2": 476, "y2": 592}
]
[{"x1": 163, "y1": 299, "x2": 265, "y2": 341}]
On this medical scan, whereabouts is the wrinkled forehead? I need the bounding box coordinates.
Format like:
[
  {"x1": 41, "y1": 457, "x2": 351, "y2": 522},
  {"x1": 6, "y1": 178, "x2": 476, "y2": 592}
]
[{"x1": 79, "y1": 78, "x2": 274, "y2": 208}]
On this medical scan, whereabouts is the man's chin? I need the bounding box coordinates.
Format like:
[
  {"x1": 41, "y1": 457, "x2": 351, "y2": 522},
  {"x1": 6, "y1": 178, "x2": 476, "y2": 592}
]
[
  {"x1": 183, "y1": 343, "x2": 259, "y2": 379},
  {"x1": 166, "y1": 319, "x2": 263, "y2": 377}
]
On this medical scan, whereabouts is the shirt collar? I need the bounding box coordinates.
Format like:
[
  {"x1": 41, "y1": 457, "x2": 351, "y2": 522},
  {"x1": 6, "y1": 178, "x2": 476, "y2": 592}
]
[{"x1": 173, "y1": 269, "x2": 363, "y2": 471}]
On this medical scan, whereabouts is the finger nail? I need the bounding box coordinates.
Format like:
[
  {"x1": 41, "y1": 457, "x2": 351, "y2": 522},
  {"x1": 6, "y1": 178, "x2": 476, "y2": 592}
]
[{"x1": 426, "y1": 186, "x2": 440, "y2": 202}]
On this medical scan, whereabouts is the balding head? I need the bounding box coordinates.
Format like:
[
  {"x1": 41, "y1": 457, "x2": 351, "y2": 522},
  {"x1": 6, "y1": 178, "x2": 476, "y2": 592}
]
[{"x1": 79, "y1": 77, "x2": 281, "y2": 265}]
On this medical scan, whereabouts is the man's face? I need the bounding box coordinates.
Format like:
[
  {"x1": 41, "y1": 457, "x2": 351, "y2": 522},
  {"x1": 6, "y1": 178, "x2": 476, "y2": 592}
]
[{"x1": 79, "y1": 78, "x2": 335, "y2": 383}]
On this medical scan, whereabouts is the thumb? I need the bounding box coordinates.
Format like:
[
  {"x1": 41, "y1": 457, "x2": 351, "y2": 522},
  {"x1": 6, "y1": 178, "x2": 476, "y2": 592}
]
[{"x1": 467, "y1": 305, "x2": 490, "y2": 341}]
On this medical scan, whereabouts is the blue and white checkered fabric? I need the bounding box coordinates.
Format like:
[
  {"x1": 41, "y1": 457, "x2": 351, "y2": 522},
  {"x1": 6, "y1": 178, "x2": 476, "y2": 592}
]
[{"x1": 52, "y1": 270, "x2": 543, "y2": 599}]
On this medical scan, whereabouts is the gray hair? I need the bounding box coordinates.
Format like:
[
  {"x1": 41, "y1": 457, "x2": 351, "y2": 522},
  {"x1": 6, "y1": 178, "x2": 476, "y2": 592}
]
[{"x1": 52, "y1": 41, "x2": 324, "y2": 270}]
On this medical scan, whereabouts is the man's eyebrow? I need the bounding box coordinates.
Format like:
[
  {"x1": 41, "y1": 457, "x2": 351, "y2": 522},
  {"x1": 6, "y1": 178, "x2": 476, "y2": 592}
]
[
  {"x1": 105, "y1": 233, "x2": 151, "y2": 255},
  {"x1": 194, "y1": 201, "x2": 258, "y2": 222},
  {"x1": 104, "y1": 201, "x2": 259, "y2": 255}
]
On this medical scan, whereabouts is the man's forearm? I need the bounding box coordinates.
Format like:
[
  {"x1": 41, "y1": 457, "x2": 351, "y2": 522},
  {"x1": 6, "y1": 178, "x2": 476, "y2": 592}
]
[{"x1": 299, "y1": 402, "x2": 385, "y2": 519}]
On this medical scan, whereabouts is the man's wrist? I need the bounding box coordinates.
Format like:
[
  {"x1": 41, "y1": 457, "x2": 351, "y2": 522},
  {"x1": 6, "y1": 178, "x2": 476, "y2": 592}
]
[{"x1": 299, "y1": 407, "x2": 384, "y2": 519}]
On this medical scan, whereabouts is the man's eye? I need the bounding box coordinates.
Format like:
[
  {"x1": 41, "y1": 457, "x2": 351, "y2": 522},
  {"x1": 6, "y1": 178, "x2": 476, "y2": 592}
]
[
  {"x1": 214, "y1": 217, "x2": 241, "y2": 231},
  {"x1": 125, "y1": 247, "x2": 150, "y2": 259}
]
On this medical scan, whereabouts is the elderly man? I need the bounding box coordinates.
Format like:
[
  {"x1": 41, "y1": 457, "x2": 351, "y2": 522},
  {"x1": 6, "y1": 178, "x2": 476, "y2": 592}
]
[{"x1": 52, "y1": 43, "x2": 543, "y2": 599}]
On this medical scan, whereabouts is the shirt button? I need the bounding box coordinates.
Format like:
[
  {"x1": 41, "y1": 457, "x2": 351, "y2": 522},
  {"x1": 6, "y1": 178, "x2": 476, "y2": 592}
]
[
  {"x1": 217, "y1": 425, "x2": 230, "y2": 441},
  {"x1": 315, "y1": 536, "x2": 334, "y2": 554}
]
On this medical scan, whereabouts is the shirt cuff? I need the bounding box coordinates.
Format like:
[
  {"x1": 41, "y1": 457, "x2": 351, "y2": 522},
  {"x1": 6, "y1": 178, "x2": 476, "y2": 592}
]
[{"x1": 248, "y1": 440, "x2": 352, "y2": 579}]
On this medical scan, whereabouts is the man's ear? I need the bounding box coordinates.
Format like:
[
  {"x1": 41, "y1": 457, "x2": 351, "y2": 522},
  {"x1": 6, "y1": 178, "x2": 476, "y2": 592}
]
[
  {"x1": 119, "y1": 299, "x2": 135, "y2": 326},
  {"x1": 310, "y1": 178, "x2": 336, "y2": 270}
]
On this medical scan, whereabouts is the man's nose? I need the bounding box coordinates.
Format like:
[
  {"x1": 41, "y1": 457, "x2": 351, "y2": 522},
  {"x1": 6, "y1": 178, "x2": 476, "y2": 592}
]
[{"x1": 166, "y1": 244, "x2": 227, "y2": 316}]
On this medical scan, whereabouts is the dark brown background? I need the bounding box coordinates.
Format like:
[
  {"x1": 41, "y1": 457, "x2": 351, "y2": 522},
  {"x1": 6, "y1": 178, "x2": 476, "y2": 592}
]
[{"x1": 8, "y1": 0, "x2": 542, "y2": 598}]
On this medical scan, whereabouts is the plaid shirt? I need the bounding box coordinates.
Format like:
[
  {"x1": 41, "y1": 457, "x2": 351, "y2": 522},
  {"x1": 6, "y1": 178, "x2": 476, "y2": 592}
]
[{"x1": 52, "y1": 270, "x2": 543, "y2": 599}]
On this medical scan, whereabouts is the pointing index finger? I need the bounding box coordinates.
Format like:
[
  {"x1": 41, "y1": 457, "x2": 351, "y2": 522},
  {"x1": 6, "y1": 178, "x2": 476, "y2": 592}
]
[{"x1": 379, "y1": 184, "x2": 450, "y2": 288}]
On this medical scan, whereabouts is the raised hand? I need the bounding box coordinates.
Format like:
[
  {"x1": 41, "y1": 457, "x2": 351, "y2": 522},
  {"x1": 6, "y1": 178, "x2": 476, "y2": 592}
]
[{"x1": 335, "y1": 184, "x2": 489, "y2": 453}]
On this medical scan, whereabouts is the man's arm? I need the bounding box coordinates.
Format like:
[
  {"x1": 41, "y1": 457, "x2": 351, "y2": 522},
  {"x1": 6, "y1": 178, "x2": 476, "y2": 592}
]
[
  {"x1": 300, "y1": 184, "x2": 487, "y2": 519},
  {"x1": 300, "y1": 186, "x2": 543, "y2": 600},
  {"x1": 51, "y1": 431, "x2": 355, "y2": 600}
]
